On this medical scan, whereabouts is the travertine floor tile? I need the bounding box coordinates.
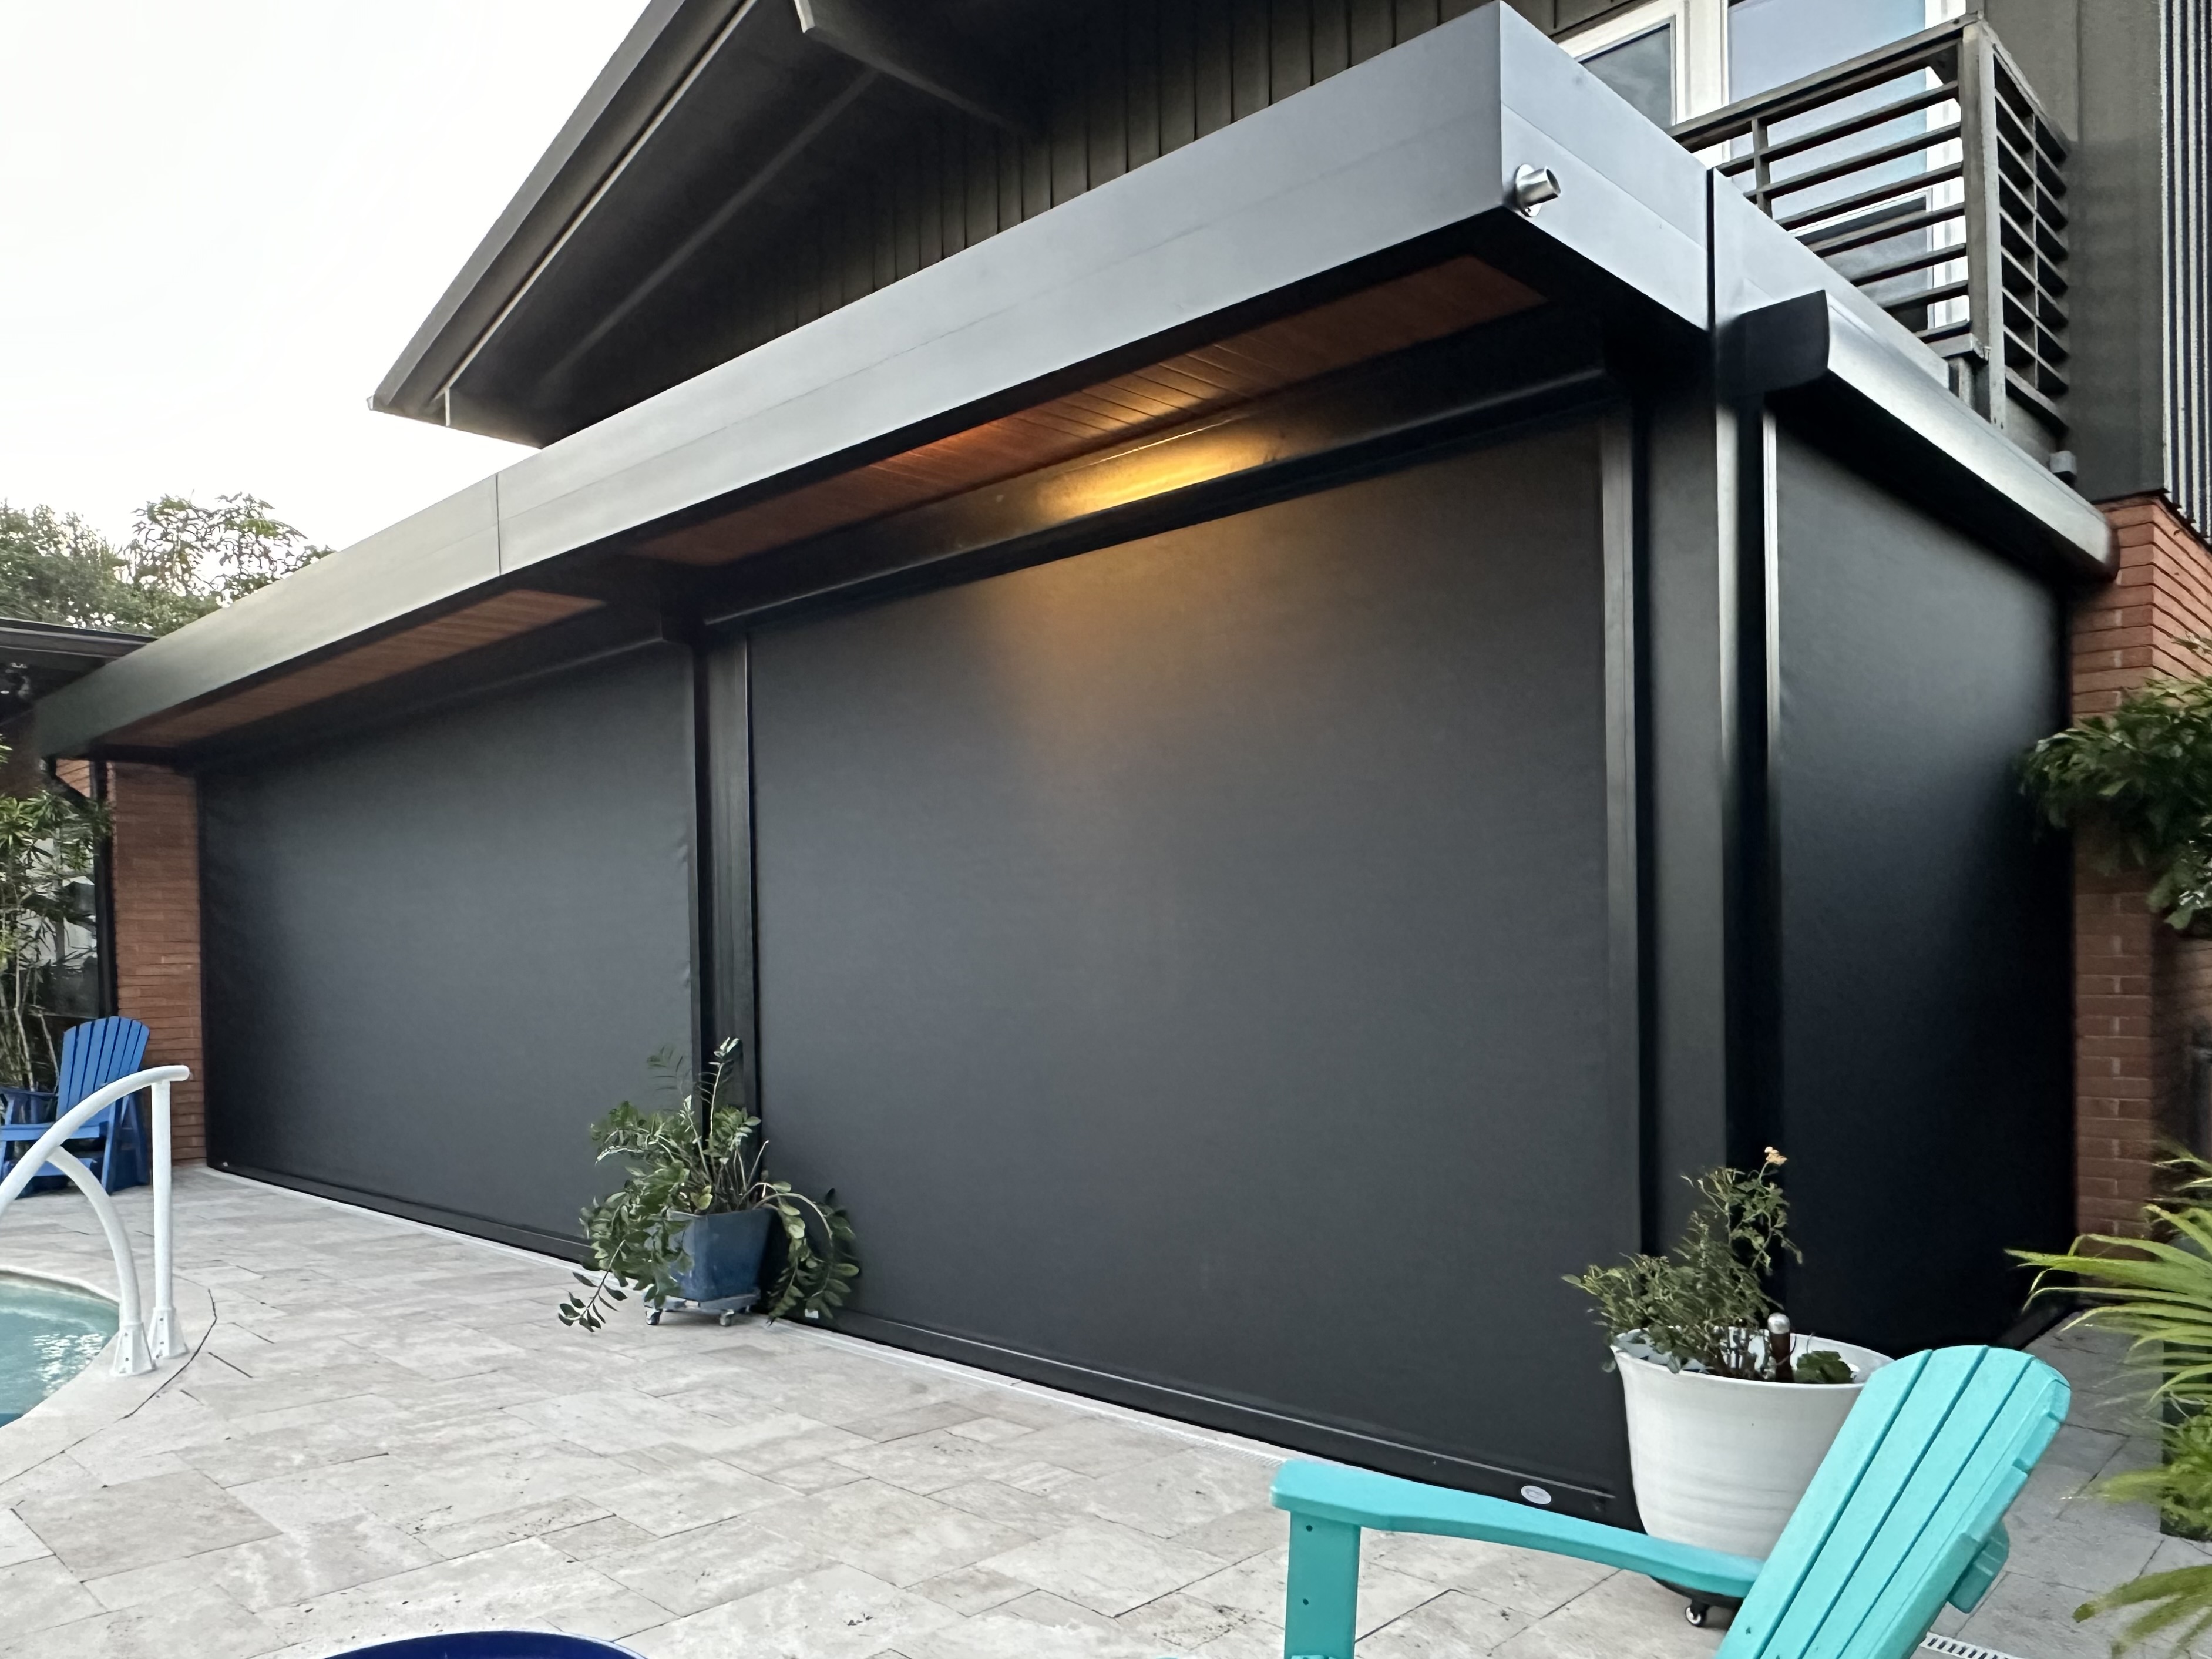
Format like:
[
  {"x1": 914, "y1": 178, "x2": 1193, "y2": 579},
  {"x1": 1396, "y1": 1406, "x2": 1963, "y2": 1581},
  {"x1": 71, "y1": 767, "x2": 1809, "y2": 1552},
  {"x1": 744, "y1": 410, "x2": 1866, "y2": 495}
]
[{"x1": 0, "y1": 1171, "x2": 2153, "y2": 1659}]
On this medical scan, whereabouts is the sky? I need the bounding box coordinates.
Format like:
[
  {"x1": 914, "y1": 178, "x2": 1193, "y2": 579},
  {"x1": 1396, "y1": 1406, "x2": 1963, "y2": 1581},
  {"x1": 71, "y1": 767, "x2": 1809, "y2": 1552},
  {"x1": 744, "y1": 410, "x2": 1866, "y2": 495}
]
[{"x1": 0, "y1": 2, "x2": 650, "y2": 553}]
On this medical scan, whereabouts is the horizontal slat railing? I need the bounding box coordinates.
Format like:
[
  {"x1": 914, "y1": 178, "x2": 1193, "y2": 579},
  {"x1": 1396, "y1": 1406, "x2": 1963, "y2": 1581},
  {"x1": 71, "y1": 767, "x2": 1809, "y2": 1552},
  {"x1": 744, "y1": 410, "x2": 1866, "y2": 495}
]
[{"x1": 1673, "y1": 18, "x2": 2071, "y2": 465}]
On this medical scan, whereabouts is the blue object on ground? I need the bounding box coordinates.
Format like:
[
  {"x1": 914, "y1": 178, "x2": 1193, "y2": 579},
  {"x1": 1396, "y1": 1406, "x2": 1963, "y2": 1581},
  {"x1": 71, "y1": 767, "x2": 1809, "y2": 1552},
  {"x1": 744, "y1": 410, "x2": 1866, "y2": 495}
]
[
  {"x1": 330, "y1": 1635, "x2": 641, "y2": 1657},
  {"x1": 1270, "y1": 1345, "x2": 2069, "y2": 1659},
  {"x1": 0, "y1": 1016, "x2": 150, "y2": 1192}
]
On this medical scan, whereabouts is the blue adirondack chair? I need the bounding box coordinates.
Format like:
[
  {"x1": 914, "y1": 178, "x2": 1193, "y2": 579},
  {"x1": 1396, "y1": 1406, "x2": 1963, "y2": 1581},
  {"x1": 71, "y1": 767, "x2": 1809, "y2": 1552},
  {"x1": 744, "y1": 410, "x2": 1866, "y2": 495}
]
[
  {"x1": 0, "y1": 1016, "x2": 150, "y2": 1192},
  {"x1": 1270, "y1": 1345, "x2": 2068, "y2": 1659}
]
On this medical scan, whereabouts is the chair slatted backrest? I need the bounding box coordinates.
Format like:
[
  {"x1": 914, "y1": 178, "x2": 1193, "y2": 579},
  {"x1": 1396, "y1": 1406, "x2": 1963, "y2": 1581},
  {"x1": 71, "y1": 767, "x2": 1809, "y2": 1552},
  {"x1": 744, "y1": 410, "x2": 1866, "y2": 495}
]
[
  {"x1": 55, "y1": 1017, "x2": 149, "y2": 1125},
  {"x1": 1719, "y1": 1347, "x2": 2069, "y2": 1659}
]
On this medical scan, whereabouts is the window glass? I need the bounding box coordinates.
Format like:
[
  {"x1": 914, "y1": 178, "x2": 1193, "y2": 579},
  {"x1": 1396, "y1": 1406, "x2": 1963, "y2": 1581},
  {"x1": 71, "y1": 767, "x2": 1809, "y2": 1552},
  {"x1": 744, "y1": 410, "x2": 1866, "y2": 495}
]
[
  {"x1": 1585, "y1": 23, "x2": 1676, "y2": 128},
  {"x1": 1727, "y1": 0, "x2": 1927, "y2": 100}
]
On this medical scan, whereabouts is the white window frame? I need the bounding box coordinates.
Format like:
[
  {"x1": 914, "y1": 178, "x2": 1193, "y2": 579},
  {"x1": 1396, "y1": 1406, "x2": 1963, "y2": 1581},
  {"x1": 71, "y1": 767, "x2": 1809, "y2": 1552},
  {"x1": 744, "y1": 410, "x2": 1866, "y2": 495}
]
[{"x1": 1562, "y1": 0, "x2": 1730, "y2": 125}]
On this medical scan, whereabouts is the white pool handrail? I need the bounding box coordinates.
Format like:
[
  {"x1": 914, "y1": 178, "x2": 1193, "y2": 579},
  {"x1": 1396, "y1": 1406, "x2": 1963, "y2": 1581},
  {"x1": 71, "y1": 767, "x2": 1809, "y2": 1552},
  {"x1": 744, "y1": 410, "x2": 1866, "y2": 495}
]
[{"x1": 0, "y1": 1066, "x2": 189, "y2": 1376}]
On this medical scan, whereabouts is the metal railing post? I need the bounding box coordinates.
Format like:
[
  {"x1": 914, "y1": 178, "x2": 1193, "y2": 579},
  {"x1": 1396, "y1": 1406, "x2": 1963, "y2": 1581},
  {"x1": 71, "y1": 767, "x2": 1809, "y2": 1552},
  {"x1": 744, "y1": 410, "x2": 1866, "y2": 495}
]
[
  {"x1": 148, "y1": 1076, "x2": 177, "y2": 1362},
  {"x1": 1955, "y1": 20, "x2": 2005, "y2": 432}
]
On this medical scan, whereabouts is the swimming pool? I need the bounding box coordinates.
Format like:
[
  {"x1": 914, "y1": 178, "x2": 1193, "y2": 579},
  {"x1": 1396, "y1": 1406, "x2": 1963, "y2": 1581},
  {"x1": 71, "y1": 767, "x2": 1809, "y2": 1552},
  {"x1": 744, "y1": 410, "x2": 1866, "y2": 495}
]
[{"x1": 0, "y1": 1272, "x2": 115, "y2": 1425}]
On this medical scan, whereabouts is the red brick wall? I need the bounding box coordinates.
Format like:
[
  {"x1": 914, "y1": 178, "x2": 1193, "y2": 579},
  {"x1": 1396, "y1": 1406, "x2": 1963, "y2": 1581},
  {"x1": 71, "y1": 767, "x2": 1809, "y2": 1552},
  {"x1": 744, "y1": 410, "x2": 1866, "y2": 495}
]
[
  {"x1": 106, "y1": 765, "x2": 205, "y2": 1164},
  {"x1": 2072, "y1": 495, "x2": 2212, "y2": 1236}
]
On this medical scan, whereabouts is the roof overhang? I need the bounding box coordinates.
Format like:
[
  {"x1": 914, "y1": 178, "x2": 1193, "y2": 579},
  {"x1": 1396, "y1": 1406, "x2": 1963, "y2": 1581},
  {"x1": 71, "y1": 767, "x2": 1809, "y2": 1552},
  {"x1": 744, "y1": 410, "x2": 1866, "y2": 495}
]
[
  {"x1": 371, "y1": 0, "x2": 1057, "y2": 445},
  {"x1": 40, "y1": 2, "x2": 2112, "y2": 761}
]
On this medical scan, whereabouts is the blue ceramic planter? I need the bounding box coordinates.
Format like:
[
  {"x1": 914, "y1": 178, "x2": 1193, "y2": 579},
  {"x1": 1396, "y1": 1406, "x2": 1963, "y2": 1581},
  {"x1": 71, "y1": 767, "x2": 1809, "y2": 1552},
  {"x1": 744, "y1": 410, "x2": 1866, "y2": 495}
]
[{"x1": 672, "y1": 1205, "x2": 774, "y2": 1304}]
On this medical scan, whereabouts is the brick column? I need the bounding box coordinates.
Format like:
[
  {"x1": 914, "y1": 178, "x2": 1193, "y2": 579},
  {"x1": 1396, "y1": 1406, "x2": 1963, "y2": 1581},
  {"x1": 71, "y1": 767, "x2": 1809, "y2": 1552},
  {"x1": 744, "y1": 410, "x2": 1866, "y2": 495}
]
[
  {"x1": 106, "y1": 765, "x2": 205, "y2": 1163},
  {"x1": 2072, "y1": 496, "x2": 2212, "y2": 1236}
]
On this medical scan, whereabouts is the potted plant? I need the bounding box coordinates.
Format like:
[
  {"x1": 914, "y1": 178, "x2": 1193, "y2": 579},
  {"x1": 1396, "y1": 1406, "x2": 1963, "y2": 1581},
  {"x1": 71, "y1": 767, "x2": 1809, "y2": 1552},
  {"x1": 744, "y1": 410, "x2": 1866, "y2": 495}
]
[
  {"x1": 1568, "y1": 1150, "x2": 1887, "y2": 1566},
  {"x1": 2017, "y1": 1156, "x2": 2212, "y2": 1653},
  {"x1": 557, "y1": 1037, "x2": 858, "y2": 1332}
]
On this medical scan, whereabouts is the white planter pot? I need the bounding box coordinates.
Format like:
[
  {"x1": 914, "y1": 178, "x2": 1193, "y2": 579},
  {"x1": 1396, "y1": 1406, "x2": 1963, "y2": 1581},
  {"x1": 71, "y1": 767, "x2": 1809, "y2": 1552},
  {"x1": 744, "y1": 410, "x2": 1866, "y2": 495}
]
[{"x1": 1616, "y1": 1334, "x2": 1891, "y2": 1561}]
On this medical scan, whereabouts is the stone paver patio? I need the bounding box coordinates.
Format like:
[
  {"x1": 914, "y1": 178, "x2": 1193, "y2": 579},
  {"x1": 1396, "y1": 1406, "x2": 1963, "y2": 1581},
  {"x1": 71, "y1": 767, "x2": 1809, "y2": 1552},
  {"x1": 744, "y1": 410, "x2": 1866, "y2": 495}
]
[{"x1": 0, "y1": 1168, "x2": 2183, "y2": 1657}]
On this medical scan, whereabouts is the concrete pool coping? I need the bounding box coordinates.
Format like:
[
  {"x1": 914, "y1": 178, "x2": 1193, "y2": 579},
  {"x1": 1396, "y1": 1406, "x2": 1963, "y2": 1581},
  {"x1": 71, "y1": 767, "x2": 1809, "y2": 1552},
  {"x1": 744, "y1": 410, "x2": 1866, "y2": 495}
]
[{"x1": 0, "y1": 1258, "x2": 217, "y2": 1493}]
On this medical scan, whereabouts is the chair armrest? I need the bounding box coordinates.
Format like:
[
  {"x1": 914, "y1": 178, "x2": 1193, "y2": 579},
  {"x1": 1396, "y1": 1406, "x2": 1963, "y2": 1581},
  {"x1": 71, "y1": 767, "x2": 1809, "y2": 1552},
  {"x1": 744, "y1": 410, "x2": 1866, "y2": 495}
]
[
  {"x1": 1946, "y1": 1522, "x2": 2008, "y2": 1613},
  {"x1": 1272, "y1": 1462, "x2": 1763, "y2": 1600},
  {"x1": 0, "y1": 1089, "x2": 55, "y2": 1126}
]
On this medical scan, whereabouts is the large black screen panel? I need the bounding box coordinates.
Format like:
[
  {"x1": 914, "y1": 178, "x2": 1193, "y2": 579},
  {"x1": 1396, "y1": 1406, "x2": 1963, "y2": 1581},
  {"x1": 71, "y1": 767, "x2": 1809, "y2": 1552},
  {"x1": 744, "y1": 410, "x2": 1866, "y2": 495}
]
[
  {"x1": 200, "y1": 646, "x2": 697, "y2": 1248},
  {"x1": 748, "y1": 428, "x2": 1637, "y2": 1497},
  {"x1": 1774, "y1": 431, "x2": 2071, "y2": 1354}
]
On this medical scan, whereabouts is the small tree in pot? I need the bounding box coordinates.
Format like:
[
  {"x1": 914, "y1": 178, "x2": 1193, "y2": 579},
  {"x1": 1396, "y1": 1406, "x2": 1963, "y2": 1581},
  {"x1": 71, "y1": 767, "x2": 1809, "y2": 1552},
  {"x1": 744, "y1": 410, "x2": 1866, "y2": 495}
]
[
  {"x1": 1569, "y1": 1151, "x2": 1885, "y2": 1570},
  {"x1": 557, "y1": 1038, "x2": 857, "y2": 1332}
]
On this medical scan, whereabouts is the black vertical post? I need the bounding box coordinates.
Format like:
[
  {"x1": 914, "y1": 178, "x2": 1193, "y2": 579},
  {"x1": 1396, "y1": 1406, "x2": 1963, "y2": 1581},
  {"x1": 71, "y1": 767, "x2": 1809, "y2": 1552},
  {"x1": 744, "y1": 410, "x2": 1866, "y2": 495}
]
[
  {"x1": 1726, "y1": 404, "x2": 1783, "y2": 1177},
  {"x1": 698, "y1": 634, "x2": 759, "y2": 1116},
  {"x1": 1640, "y1": 356, "x2": 1740, "y2": 1250},
  {"x1": 90, "y1": 759, "x2": 118, "y2": 1019}
]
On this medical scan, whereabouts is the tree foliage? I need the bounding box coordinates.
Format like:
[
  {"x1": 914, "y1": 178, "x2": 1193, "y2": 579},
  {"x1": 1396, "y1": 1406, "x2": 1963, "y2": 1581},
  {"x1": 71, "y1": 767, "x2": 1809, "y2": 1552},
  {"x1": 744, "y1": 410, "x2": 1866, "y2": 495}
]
[
  {"x1": 0, "y1": 751, "x2": 109, "y2": 1088},
  {"x1": 0, "y1": 493, "x2": 329, "y2": 636},
  {"x1": 2022, "y1": 656, "x2": 2212, "y2": 929}
]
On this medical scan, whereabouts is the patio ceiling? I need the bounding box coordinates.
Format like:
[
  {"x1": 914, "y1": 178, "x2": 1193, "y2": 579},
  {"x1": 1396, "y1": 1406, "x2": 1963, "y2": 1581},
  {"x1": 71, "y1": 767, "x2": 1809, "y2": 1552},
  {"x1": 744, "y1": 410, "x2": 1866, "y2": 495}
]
[{"x1": 96, "y1": 256, "x2": 1538, "y2": 752}]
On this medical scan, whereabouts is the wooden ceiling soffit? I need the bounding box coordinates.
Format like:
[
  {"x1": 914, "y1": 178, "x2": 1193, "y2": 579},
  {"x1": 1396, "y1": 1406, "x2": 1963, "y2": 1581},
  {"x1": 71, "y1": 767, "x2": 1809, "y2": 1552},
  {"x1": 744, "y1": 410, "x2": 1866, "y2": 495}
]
[
  {"x1": 634, "y1": 256, "x2": 1542, "y2": 567},
  {"x1": 113, "y1": 589, "x2": 602, "y2": 748}
]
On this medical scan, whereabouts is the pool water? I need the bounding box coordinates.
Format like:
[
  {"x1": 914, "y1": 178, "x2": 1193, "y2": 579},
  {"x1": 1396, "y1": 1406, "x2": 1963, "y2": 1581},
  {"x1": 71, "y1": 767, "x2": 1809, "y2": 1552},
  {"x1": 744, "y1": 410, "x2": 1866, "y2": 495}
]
[{"x1": 0, "y1": 1273, "x2": 115, "y2": 1425}]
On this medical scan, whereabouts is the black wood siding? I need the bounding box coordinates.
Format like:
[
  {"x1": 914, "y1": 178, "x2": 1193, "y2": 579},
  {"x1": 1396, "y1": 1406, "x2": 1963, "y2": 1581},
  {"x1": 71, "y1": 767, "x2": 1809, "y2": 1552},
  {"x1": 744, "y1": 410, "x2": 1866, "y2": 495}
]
[{"x1": 710, "y1": 0, "x2": 1576, "y2": 364}]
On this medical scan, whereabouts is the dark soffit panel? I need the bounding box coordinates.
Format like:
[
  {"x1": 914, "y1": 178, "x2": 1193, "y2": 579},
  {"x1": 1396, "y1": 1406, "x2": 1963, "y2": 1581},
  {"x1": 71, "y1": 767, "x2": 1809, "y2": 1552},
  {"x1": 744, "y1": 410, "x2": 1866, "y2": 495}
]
[{"x1": 38, "y1": 2, "x2": 2109, "y2": 760}]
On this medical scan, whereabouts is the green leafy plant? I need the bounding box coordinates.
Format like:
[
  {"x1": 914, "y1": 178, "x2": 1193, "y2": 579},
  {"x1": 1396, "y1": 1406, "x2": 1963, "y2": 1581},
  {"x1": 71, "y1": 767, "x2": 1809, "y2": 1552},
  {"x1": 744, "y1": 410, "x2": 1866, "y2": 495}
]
[
  {"x1": 558, "y1": 1038, "x2": 858, "y2": 1332},
  {"x1": 2017, "y1": 1156, "x2": 2212, "y2": 1653},
  {"x1": 1568, "y1": 1150, "x2": 1851, "y2": 1383},
  {"x1": 0, "y1": 756, "x2": 109, "y2": 1089},
  {"x1": 2022, "y1": 656, "x2": 2212, "y2": 929}
]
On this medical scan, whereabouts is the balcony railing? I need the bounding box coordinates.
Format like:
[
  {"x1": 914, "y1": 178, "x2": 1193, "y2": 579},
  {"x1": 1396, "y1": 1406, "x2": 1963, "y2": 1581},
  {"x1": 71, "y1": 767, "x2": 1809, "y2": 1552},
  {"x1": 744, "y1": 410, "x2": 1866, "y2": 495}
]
[{"x1": 1673, "y1": 19, "x2": 2071, "y2": 471}]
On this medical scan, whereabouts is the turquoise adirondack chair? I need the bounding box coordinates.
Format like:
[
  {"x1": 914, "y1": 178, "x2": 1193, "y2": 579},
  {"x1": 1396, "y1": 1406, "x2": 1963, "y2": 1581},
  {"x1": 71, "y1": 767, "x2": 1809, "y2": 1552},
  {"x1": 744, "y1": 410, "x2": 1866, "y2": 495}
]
[
  {"x1": 0, "y1": 1016, "x2": 150, "y2": 1191},
  {"x1": 1270, "y1": 1345, "x2": 2067, "y2": 1659}
]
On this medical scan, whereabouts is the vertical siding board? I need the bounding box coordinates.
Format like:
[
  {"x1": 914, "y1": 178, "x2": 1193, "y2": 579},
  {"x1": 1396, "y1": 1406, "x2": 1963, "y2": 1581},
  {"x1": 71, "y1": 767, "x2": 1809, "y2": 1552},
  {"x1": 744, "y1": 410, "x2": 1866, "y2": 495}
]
[
  {"x1": 1050, "y1": 39, "x2": 1089, "y2": 205},
  {"x1": 1194, "y1": 4, "x2": 1235, "y2": 137},
  {"x1": 668, "y1": 0, "x2": 1584, "y2": 387},
  {"x1": 1020, "y1": 122, "x2": 1052, "y2": 224},
  {"x1": 869, "y1": 174, "x2": 889, "y2": 298},
  {"x1": 884, "y1": 159, "x2": 910, "y2": 286},
  {"x1": 1395, "y1": 0, "x2": 1443, "y2": 44},
  {"x1": 967, "y1": 124, "x2": 999, "y2": 248},
  {"x1": 1272, "y1": 0, "x2": 1315, "y2": 99},
  {"x1": 1088, "y1": 4, "x2": 1129, "y2": 186},
  {"x1": 1160, "y1": 0, "x2": 1199, "y2": 151},
  {"x1": 926, "y1": 116, "x2": 951, "y2": 267},
  {"x1": 1127, "y1": 0, "x2": 1163, "y2": 169},
  {"x1": 890, "y1": 141, "x2": 918, "y2": 281},
  {"x1": 1349, "y1": 0, "x2": 1395, "y2": 65},
  {"x1": 1313, "y1": 0, "x2": 1352, "y2": 80},
  {"x1": 1232, "y1": 0, "x2": 1271, "y2": 119}
]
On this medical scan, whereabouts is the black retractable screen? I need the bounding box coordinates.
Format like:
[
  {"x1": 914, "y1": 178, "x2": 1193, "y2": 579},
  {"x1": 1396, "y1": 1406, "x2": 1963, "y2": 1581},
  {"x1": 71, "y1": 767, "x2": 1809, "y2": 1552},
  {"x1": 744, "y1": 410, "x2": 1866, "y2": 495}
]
[
  {"x1": 201, "y1": 646, "x2": 697, "y2": 1250},
  {"x1": 1773, "y1": 432, "x2": 2071, "y2": 1353},
  {"x1": 747, "y1": 428, "x2": 1638, "y2": 1499}
]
